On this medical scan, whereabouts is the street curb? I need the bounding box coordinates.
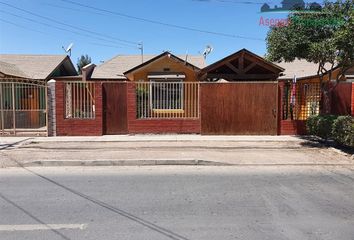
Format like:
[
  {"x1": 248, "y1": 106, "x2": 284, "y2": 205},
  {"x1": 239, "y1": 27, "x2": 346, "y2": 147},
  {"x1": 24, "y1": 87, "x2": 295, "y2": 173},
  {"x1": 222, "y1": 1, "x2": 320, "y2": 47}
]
[
  {"x1": 21, "y1": 159, "x2": 231, "y2": 167},
  {"x1": 17, "y1": 160, "x2": 354, "y2": 167}
]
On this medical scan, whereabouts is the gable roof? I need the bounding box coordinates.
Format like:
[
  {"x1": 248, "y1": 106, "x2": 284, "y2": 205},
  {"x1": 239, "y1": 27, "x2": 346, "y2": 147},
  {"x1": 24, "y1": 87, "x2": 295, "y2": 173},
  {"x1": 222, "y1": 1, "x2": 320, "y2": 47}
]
[
  {"x1": 0, "y1": 54, "x2": 77, "y2": 79},
  {"x1": 0, "y1": 60, "x2": 29, "y2": 78},
  {"x1": 91, "y1": 53, "x2": 206, "y2": 79},
  {"x1": 124, "y1": 52, "x2": 203, "y2": 75},
  {"x1": 276, "y1": 59, "x2": 335, "y2": 80},
  {"x1": 201, "y1": 48, "x2": 284, "y2": 74}
]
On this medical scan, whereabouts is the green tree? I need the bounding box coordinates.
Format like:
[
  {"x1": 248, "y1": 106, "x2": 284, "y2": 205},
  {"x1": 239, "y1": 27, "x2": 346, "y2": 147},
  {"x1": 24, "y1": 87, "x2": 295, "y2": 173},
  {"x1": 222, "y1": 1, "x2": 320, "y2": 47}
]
[
  {"x1": 77, "y1": 54, "x2": 92, "y2": 74},
  {"x1": 266, "y1": 0, "x2": 354, "y2": 113}
]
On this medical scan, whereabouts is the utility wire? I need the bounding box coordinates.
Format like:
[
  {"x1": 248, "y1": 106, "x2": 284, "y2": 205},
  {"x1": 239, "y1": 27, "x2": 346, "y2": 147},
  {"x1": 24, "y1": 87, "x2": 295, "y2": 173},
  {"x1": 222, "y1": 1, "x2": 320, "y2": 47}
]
[
  {"x1": 0, "y1": 9, "x2": 138, "y2": 49},
  {"x1": 0, "y1": 1, "x2": 140, "y2": 46},
  {"x1": 0, "y1": 18, "x2": 138, "y2": 51},
  {"x1": 89, "y1": 42, "x2": 127, "y2": 49},
  {"x1": 192, "y1": 0, "x2": 267, "y2": 5},
  {"x1": 0, "y1": 17, "x2": 47, "y2": 35},
  {"x1": 59, "y1": 0, "x2": 264, "y2": 41}
]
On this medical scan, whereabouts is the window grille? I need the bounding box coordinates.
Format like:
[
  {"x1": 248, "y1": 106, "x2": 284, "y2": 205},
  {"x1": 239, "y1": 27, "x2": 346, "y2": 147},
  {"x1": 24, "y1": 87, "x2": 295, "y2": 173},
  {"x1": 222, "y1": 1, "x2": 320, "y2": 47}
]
[
  {"x1": 282, "y1": 82, "x2": 320, "y2": 120},
  {"x1": 136, "y1": 82, "x2": 199, "y2": 119},
  {"x1": 65, "y1": 82, "x2": 95, "y2": 119}
]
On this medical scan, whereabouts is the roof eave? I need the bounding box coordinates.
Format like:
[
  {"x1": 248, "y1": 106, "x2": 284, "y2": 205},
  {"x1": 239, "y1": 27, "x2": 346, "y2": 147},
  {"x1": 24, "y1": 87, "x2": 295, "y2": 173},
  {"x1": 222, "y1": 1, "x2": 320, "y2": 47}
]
[{"x1": 123, "y1": 52, "x2": 201, "y2": 75}]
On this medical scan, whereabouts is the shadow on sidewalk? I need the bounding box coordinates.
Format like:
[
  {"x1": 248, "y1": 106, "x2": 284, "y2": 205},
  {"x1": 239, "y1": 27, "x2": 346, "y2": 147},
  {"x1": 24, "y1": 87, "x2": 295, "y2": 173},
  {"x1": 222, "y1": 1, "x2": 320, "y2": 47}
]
[{"x1": 298, "y1": 136, "x2": 354, "y2": 155}]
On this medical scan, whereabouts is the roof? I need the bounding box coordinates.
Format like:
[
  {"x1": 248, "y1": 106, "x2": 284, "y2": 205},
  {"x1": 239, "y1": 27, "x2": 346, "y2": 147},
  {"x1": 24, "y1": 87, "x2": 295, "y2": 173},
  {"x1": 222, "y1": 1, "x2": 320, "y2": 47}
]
[
  {"x1": 201, "y1": 48, "x2": 284, "y2": 74},
  {"x1": 91, "y1": 53, "x2": 206, "y2": 79},
  {"x1": 276, "y1": 59, "x2": 334, "y2": 80},
  {"x1": 0, "y1": 61, "x2": 28, "y2": 78},
  {"x1": 0, "y1": 54, "x2": 77, "y2": 79},
  {"x1": 124, "y1": 52, "x2": 203, "y2": 75}
]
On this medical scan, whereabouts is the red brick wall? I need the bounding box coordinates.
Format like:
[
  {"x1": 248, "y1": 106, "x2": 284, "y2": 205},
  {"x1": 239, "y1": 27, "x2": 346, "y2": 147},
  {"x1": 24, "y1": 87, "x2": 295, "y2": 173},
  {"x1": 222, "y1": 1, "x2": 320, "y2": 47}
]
[
  {"x1": 278, "y1": 80, "x2": 307, "y2": 135},
  {"x1": 55, "y1": 81, "x2": 103, "y2": 136},
  {"x1": 352, "y1": 83, "x2": 354, "y2": 116},
  {"x1": 126, "y1": 83, "x2": 201, "y2": 134},
  {"x1": 280, "y1": 120, "x2": 307, "y2": 135}
]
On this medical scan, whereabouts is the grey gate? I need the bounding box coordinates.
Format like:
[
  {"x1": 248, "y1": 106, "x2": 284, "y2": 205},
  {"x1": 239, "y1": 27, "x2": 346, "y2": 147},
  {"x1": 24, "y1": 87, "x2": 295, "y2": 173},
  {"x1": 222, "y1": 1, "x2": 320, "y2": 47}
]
[{"x1": 0, "y1": 82, "x2": 47, "y2": 136}]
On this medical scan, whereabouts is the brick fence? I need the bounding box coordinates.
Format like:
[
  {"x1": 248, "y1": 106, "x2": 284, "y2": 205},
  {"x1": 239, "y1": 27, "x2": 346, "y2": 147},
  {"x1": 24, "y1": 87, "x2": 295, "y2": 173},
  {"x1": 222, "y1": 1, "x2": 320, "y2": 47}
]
[
  {"x1": 55, "y1": 81, "x2": 103, "y2": 136},
  {"x1": 52, "y1": 81, "x2": 354, "y2": 136}
]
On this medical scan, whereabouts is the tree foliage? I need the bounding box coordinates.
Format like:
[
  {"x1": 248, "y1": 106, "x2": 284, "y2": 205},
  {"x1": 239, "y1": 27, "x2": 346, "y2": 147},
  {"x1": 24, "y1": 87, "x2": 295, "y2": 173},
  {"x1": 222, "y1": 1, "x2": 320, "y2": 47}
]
[
  {"x1": 266, "y1": 0, "x2": 354, "y2": 80},
  {"x1": 77, "y1": 54, "x2": 92, "y2": 74}
]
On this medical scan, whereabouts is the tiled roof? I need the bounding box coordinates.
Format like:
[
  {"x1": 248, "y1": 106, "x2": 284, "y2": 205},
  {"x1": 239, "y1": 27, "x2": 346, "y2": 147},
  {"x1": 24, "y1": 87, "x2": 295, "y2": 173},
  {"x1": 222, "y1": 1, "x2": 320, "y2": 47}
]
[
  {"x1": 0, "y1": 54, "x2": 72, "y2": 79},
  {"x1": 91, "y1": 54, "x2": 206, "y2": 79}
]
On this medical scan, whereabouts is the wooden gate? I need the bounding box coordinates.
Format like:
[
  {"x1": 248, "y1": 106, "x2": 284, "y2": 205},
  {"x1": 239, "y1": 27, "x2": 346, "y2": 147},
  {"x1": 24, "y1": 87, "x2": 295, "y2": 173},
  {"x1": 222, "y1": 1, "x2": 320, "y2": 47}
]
[
  {"x1": 102, "y1": 82, "x2": 128, "y2": 134},
  {"x1": 200, "y1": 82, "x2": 278, "y2": 135}
]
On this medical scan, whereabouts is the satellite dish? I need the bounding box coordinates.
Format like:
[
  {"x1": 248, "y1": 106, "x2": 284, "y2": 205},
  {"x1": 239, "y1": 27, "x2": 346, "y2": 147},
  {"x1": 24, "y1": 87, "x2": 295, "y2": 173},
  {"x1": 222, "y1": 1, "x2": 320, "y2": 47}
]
[
  {"x1": 203, "y1": 45, "x2": 213, "y2": 59},
  {"x1": 62, "y1": 43, "x2": 74, "y2": 56}
]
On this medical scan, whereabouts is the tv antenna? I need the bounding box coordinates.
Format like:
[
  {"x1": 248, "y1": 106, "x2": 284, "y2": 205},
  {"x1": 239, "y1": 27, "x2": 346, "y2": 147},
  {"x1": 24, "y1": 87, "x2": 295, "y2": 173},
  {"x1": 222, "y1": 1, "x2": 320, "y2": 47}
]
[
  {"x1": 62, "y1": 43, "x2": 74, "y2": 56},
  {"x1": 138, "y1": 42, "x2": 144, "y2": 63},
  {"x1": 203, "y1": 45, "x2": 213, "y2": 59}
]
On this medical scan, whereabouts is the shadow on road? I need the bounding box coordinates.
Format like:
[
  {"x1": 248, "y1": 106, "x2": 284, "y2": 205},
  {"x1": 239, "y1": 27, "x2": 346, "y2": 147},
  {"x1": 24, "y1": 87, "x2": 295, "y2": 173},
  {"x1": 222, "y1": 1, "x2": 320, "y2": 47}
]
[
  {"x1": 0, "y1": 193, "x2": 72, "y2": 240},
  {"x1": 0, "y1": 138, "x2": 33, "y2": 151},
  {"x1": 3, "y1": 153, "x2": 191, "y2": 240}
]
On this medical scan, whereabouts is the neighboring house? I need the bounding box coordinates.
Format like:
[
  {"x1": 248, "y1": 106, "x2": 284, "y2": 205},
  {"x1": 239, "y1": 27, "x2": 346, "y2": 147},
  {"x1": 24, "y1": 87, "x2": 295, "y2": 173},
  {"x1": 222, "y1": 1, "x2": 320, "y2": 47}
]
[
  {"x1": 275, "y1": 60, "x2": 354, "y2": 134},
  {"x1": 0, "y1": 55, "x2": 76, "y2": 81},
  {"x1": 0, "y1": 54, "x2": 77, "y2": 135}
]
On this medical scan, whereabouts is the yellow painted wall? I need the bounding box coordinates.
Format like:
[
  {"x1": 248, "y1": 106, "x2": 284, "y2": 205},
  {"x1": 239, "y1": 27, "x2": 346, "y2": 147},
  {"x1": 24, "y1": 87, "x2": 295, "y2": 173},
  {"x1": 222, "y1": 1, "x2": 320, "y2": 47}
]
[{"x1": 125, "y1": 55, "x2": 199, "y2": 82}]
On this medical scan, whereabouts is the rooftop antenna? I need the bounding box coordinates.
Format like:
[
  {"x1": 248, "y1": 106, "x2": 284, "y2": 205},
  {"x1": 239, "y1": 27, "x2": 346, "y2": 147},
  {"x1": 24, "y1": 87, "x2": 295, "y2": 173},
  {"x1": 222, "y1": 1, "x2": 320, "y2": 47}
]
[
  {"x1": 185, "y1": 50, "x2": 189, "y2": 65},
  {"x1": 138, "y1": 42, "x2": 144, "y2": 63},
  {"x1": 203, "y1": 45, "x2": 213, "y2": 60},
  {"x1": 62, "y1": 43, "x2": 74, "y2": 56}
]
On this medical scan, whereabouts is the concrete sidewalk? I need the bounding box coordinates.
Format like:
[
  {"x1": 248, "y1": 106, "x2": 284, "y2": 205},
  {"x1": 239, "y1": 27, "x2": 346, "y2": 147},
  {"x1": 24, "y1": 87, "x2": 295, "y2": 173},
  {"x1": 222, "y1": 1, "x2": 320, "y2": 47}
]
[
  {"x1": 0, "y1": 134, "x2": 305, "y2": 145},
  {"x1": 0, "y1": 135, "x2": 352, "y2": 168}
]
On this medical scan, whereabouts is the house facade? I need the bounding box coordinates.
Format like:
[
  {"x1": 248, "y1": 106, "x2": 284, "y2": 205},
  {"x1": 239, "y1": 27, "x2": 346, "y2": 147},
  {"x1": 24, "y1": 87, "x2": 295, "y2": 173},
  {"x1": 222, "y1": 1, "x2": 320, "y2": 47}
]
[
  {"x1": 1, "y1": 49, "x2": 353, "y2": 136},
  {"x1": 0, "y1": 54, "x2": 77, "y2": 136}
]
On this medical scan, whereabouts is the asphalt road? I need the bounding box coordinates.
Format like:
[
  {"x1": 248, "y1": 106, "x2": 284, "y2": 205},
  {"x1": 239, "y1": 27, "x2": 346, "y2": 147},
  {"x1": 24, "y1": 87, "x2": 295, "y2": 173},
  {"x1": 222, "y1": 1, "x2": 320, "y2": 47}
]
[{"x1": 1, "y1": 166, "x2": 354, "y2": 240}]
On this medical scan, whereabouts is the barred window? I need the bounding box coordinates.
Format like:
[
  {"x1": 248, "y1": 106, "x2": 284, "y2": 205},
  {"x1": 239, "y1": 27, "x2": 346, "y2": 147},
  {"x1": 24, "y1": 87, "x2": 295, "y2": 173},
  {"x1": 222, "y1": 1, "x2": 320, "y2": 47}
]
[
  {"x1": 150, "y1": 81, "x2": 183, "y2": 110},
  {"x1": 65, "y1": 82, "x2": 95, "y2": 119},
  {"x1": 136, "y1": 82, "x2": 199, "y2": 119}
]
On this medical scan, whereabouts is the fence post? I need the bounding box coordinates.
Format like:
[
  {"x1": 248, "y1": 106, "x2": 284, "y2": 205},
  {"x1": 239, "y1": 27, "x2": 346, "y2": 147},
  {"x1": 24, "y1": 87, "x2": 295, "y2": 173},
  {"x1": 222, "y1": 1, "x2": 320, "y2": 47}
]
[
  {"x1": 11, "y1": 83, "x2": 16, "y2": 135},
  {"x1": 47, "y1": 79, "x2": 56, "y2": 136},
  {"x1": 0, "y1": 83, "x2": 3, "y2": 135}
]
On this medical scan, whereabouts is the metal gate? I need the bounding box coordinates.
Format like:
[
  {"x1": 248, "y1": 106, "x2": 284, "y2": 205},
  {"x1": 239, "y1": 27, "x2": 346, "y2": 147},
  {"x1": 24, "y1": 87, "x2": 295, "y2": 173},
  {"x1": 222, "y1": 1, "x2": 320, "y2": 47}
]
[{"x1": 0, "y1": 82, "x2": 47, "y2": 136}]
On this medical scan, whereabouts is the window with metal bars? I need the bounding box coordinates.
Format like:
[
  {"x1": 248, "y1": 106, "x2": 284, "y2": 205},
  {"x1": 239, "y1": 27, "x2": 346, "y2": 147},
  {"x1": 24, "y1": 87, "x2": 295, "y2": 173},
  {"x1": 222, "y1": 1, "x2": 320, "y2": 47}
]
[
  {"x1": 65, "y1": 82, "x2": 95, "y2": 119},
  {"x1": 150, "y1": 80, "x2": 183, "y2": 110},
  {"x1": 136, "y1": 82, "x2": 199, "y2": 119}
]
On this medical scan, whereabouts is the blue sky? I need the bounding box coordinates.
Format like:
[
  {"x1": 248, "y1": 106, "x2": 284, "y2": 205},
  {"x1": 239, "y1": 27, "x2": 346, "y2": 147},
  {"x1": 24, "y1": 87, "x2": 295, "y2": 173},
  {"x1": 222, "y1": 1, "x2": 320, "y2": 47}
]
[{"x1": 0, "y1": 0, "x2": 293, "y2": 66}]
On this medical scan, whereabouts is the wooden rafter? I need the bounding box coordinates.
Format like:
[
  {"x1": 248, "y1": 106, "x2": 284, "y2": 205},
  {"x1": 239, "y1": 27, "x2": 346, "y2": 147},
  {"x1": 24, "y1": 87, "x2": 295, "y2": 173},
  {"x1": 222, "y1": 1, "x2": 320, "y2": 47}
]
[
  {"x1": 200, "y1": 49, "x2": 284, "y2": 81},
  {"x1": 225, "y1": 62, "x2": 241, "y2": 74}
]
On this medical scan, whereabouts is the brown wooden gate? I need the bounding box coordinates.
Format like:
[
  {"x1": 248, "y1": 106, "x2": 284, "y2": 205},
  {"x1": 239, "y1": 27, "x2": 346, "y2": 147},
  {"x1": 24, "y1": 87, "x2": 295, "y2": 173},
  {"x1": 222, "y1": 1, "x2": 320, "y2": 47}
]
[
  {"x1": 102, "y1": 82, "x2": 128, "y2": 134},
  {"x1": 200, "y1": 82, "x2": 278, "y2": 135}
]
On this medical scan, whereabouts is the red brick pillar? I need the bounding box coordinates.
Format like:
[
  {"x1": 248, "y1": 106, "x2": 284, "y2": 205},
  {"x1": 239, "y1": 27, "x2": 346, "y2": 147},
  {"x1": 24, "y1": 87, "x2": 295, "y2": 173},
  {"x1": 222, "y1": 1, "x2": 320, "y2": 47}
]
[
  {"x1": 278, "y1": 81, "x2": 285, "y2": 135},
  {"x1": 351, "y1": 83, "x2": 354, "y2": 116},
  {"x1": 126, "y1": 82, "x2": 136, "y2": 132}
]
